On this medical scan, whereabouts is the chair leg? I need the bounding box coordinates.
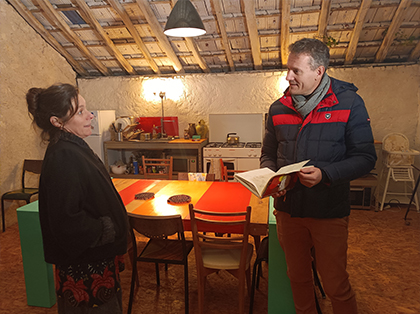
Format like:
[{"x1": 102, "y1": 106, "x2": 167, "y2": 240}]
[
  {"x1": 155, "y1": 263, "x2": 160, "y2": 286},
  {"x1": 184, "y1": 262, "x2": 189, "y2": 314},
  {"x1": 197, "y1": 275, "x2": 205, "y2": 314},
  {"x1": 127, "y1": 258, "x2": 138, "y2": 314},
  {"x1": 380, "y1": 168, "x2": 392, "y2": 211},
  {"x1": 249, "y1": 261, "x2": 259, "y2": 314},
  {"x1": 1, "y1": 198, "x2": 5, "y2": 232}
]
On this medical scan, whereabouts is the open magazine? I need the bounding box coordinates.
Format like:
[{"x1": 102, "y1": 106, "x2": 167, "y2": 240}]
[{"x1": 234, "y1": 160, "x2": 311, "y2": 198}]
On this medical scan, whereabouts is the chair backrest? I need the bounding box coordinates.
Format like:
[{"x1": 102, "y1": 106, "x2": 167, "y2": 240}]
[
  {"x1": 222, "y1": 166, "x2": 245, "y2": 182},
  {"x1": 188, "y1": 204, "x2": 251, "y2": 269},
  {"x1": 127, "y1": 212, "x2": 184, "y2": 239},
  {"x1": 219, "y1": 159, "x2": 245, "y2": 182},
  {"x1": 22, "y1": 159, "x2": 43, "y2": 189},
  {"x1": 177, "y1": 172, "x2": 215, "y2": 181},
  {"x1": 142, "y1": 156, "x2": 173, "y2": 179},
  {"x1": 382, "y1": 133, "x2": 417, "y2": 166}
]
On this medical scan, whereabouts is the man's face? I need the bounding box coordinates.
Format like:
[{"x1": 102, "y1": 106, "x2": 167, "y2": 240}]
[{"x1": 286, "y1": 53, "x2": 324, "y2": 96}]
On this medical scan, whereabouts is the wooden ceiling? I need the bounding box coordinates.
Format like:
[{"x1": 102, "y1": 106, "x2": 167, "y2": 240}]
[{"x1": 9, "y1": 0, "x2": 420, "y2": 77}]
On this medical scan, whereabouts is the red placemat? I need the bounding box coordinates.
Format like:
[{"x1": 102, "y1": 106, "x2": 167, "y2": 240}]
[{"x1": 118, "y1": 180, "x2": 156, "y2": 205}]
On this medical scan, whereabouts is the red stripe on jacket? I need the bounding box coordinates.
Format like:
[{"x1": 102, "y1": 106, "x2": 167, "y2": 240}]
[{"x1": 273, "y1": 114, "x2": 302, "y2": 126}]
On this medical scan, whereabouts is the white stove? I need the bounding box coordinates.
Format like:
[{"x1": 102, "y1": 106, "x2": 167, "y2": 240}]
[
  {"x1": 203, "y1": 142, "x2": 261, "y2": 158},
  {"x1": 203, "y1": 114, "x2": 264, "y2": 179}
]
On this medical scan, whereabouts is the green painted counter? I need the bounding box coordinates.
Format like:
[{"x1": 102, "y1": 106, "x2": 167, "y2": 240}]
[
  {"x1": 268, "y1": 197, "x2": 296, "y2": 313},
  {"x1": 16, "y1": 201, "x2": 56, "y2": 307}
]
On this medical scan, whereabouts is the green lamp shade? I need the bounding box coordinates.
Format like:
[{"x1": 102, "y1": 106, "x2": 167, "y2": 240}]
[{"x1": 164, "y1": 0, "x2": 206, "y2": 37}]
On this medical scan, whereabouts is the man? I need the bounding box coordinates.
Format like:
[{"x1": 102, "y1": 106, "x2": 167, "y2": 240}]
[{"x1": 261, "y1": 38, "x2": 377, "y2": 314}]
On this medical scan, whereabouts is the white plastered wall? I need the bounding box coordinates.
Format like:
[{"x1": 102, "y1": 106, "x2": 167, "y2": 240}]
[
  {"x1": 78, "y1": 65, "x2": 420, "y2": 149},
  {"x1": 0, "y1": 0, "x2": 76, "y2": 228}
]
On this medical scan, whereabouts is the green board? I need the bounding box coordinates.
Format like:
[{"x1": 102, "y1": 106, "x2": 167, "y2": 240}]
[
  {"x1": 268, "y1": 197, "x2": 295, "y2": 313},
  {"x1": 17, "y1": 201, "x2": 56, "y2": 307}
]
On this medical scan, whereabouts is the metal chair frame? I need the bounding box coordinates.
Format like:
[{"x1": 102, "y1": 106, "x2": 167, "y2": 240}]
[{"x1": 1, "y1": 159, "x2": 42, "y2": 232}]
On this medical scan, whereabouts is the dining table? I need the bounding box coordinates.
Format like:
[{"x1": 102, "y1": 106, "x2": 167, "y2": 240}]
[
  {"x1": 113, "y1": 178, "x2": 270, "y2": 245},
  {"x1": 16, "y1": 178, "x2": 295, "y2": 312}
]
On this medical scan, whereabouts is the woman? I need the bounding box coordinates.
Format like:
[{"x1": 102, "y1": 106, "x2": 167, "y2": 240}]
[{"x1": 27, "y1": 83, "x2": 128, "y2": 313}]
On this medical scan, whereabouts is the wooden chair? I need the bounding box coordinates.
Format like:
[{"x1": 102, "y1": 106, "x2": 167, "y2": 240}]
[
  {"x1": 127, "y1": 213, "x2": 193, "y2": 314},
  {"x1": 222, "y1": 166, "x2": 246, "y2": 182},
  {"x1": 189, "y1": 204, "x2": 253, "y2": 314},
  {"x1": 142, "y1": 156, "x2": 173, "y2": 180},
  {"x1": 177, "y1": 172, "x2": 215, "y2": 181},
  {"x1": 219, "y1": 159, "x2": 245, "y2": 182},
  {"x1": 1, "y1": 159, "x2": 42, "y2": 232}
]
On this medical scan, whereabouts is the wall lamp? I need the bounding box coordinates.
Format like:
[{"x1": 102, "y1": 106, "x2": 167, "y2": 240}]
[{"x1": 163, "y1": 0, "x2": 206, "y2": 37}]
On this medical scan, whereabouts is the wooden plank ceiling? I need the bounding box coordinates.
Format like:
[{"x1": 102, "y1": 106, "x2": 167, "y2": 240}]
[{"x1": 8, "y1": 0, "x2": 420, "y2": 77}]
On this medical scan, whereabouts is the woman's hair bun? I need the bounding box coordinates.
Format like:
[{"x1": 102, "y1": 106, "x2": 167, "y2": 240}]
[{"x1": 26, "y1": 87, "x2": 44, "y2": 116}]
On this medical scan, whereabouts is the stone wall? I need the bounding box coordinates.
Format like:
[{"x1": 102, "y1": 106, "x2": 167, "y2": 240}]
[
  {"x1": 0, "y1": 0, "x2": 76, "y2": 227},
  {"x1": 78, "y1": 65, "x2": 420, "y2": 148}
]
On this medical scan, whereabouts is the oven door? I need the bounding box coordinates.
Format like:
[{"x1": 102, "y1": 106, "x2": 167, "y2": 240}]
[
  {"x1": 237, "y1": 158, "x2": 260, "y2": 171},
  {"x1": 204, "y1": 157, "x2": 237, "y2": 181}
]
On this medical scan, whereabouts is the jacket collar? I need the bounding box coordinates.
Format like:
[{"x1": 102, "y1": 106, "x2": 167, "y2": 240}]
[
  {"x1": 280, "y1": 83, "x2": 339, "y2": 111},
  {"x1": 59, "y1": 131, "x2": 90, "y2": 148}
]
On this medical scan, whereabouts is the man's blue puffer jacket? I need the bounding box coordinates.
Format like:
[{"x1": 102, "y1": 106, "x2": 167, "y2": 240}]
[{"x1": 260, "y1": 77, "x2": 377, "y2": 218}]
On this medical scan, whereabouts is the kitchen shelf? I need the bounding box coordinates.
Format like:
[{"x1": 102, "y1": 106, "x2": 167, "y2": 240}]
[{"x1": 104, "y1": 139, "x2": 208, "y2": 177}]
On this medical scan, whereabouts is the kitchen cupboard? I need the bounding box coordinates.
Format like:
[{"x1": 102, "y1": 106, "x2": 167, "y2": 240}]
[{"x1": 104, "y1": 139, "x2": 208, "y2": 178}]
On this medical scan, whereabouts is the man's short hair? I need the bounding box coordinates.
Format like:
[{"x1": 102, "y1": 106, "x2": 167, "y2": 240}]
[{"x1": 289, "y1": 38, "x2": 330, "y2": 71}]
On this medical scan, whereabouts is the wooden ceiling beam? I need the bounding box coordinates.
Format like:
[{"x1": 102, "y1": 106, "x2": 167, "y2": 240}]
[
  {"x1": 184, "y1": 38, "x2": 210, "y2": 73},
  {"x1": 107, "y1": 0, "x2": 160, "y2": 74},
  {"x1": 242, "y1": 0, "x2": 262, "y2": 70},
  {"x1": 211, "y1": 0, "x2": 235, "y2": 71},
  {"x1": 8, "y1": 0, "x2": 88, "y2": 76},
  {"x1": 72, "y1": 0, "x2": 136, "y2": 75},
  {"x1": 280, "y1": 0, "x2": 291, "y2": 67},
  {"x1": 408, "y1": 40, "x2": 420, "y2": 61},
  {"x1": 375, "y1": 0, "x2": 413, "y2": 62},
  {"x1": 135, "y1": 0, "x2": 184, "y2": 73},
  {"x1": 317, "y1": 0, "x2": 332, "y2": 39},
  {"x1": 171, "y1": 0, "x2": 209, "y2": 73},
  {"x1": 36, "y1": 0, "x2": 111, "y2": 75},
  {"x1": 345, "y1": 0, "x2": 372, "y2": 65}
]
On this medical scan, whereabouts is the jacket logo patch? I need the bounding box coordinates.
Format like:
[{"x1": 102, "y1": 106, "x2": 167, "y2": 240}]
[{"x1": 325, "y1": 113, "x2": 331, "y2": 120}]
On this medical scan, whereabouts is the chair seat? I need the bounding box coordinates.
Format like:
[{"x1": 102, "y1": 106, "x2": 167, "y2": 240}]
[
  {"x1": 2, "y1": 188, "x2": 39, "y2": 200},
  {"x1": 202, "y1": 243, "x2": 253, "y2": 270},
  {"x1": 139, "y1": 239, "x2": 193, "y2": 263}
]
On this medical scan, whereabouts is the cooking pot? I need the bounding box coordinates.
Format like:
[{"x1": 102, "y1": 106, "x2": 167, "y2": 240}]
[{"x1": 227, "y1": 133, "x2": 239, "y2": 144}]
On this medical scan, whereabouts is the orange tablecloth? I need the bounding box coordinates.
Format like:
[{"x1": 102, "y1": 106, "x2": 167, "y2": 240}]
[{"x1": 113, "y1": 179, "x2": 269, "y2": 236}]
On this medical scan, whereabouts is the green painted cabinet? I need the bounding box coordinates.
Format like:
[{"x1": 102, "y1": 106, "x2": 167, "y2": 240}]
[
  {"x1": 17, "y1": 201, "x2": 56, "y2": 307},
  {"x1": 268, "y1": 197, "x2": 295, "y2": 313}
]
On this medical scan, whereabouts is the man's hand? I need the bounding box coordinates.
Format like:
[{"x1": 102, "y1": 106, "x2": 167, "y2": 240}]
[
  {"x1": 298, "y1": 166, "x2": 322, "y2": 188},
  {"x1": 272, "y1": 189, "x2": 287, "y2": 198}
]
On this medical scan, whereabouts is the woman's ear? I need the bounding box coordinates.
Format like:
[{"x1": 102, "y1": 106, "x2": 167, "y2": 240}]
[{"x1": 50, "y1": 116, "x2": 63, "y2": 129}]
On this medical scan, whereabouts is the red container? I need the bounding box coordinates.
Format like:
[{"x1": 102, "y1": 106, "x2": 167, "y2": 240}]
[{"x1": 136, "y1": 117, "x2": 179, "y2": 137}]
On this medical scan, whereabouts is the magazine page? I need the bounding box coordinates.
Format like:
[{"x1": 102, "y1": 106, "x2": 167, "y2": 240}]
[
  {"x1": 234, "y1": 167, "x2": 275, "y2": 197},
  {"x1": 234, "y1": 160, "x2": 310, "y2": 198}
]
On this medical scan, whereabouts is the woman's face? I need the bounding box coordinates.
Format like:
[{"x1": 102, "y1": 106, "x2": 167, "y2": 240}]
[{"x1": 63, "y1": 95, "x2": 94, "y2": 139}]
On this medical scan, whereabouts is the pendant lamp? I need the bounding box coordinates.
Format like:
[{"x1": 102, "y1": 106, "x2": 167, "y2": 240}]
[{"x1": 164, "y1": 0, "x2": 206, "y2": 37}]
